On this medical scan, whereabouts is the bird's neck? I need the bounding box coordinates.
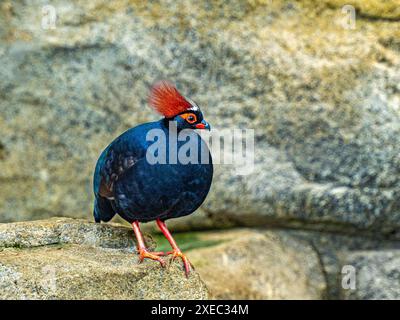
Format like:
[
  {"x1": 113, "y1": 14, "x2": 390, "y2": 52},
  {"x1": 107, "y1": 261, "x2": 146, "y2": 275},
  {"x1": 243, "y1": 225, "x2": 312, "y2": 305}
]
[{"x1": 160, "y1": 118, "x2": 184, "y2": 133}]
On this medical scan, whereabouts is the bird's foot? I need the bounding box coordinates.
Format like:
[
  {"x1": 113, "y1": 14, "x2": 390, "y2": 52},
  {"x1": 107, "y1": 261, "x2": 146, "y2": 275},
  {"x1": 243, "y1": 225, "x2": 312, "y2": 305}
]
[
  {"x1": 166, "y1": 249, "x2": 193, "y2": 277},
  {"x1": 138, "y1": 249, "x2": 166, "y2": 267}
]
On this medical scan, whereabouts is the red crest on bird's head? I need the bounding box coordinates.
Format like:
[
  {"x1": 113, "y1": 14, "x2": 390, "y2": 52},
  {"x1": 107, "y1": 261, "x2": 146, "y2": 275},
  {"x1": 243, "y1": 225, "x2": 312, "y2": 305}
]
[{"x1": 148, "y1": 81, "x2": 193, "y2": 118}]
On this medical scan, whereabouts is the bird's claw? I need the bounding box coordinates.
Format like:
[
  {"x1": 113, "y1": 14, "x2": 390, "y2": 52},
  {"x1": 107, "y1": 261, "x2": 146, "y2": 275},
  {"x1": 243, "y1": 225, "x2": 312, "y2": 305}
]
[
  {"x1": 166, "y1": 250, "x2": 193, "y2": 277},
  {"x1": 138, "y1": 249, "x2": 166, "y2": 267}
]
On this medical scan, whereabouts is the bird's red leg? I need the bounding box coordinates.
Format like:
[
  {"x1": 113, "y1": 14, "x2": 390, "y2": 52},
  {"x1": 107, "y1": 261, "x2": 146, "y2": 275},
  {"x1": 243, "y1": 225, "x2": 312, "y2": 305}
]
[
  {"x1": 156, "y1": 219, "x2": 193, "y2": 277},
  {"x1": 132, "y1": 221, "x2": 166, "y2": 267}
]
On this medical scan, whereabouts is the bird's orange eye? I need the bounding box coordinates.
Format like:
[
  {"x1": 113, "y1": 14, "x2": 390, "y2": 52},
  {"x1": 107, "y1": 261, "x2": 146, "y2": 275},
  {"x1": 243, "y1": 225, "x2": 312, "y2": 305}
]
[{"x1": 180, "y1": 113, "x2": 197, "y2": 124}]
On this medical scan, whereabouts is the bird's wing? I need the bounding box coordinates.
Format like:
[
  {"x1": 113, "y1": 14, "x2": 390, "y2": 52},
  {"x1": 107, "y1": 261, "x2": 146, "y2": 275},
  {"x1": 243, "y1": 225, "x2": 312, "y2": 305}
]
[{"x1": 96, "y1": 134, "x2": 146, "y2": 199}]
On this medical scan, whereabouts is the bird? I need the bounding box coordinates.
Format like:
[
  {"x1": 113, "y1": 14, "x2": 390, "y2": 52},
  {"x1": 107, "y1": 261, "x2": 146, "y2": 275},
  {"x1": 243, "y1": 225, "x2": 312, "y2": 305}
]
[{"x1": 93, "y1": 81, "x2": 213, "y2": 276}]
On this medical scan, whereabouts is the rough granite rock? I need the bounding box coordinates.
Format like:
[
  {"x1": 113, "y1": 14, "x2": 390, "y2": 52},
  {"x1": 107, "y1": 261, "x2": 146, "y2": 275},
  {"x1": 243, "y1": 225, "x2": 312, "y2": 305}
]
[
  {"x1": 186, "y1": 228, "x2": 400, "y2": 300},
  {"x1": 0, "y1": 217, "x2": 143, "y2": 249},
  {"x1": 0, "y1": 218, "x2": 208, "y2": 300},
  {"x1": 341, "y1": 250, "x2": 400, "y2": 300},
  {"x1": 1, "y1": 1, "x2": 400, "y2": 237},
  {"x1": 273, "y1": 229, "x2": 400, "y2": 299},
  {"x1": 187, "y1": 229, "x2": 327, "y2": 299}
]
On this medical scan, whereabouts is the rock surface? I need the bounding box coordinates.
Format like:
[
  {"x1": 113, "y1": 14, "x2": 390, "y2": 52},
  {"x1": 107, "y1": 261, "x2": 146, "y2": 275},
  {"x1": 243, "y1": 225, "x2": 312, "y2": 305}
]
[
  {"x1": 0, "y1": 218, "x2": 208, "y2": 299},
  {"x1": 341, "y1": 250, "x2": 400, "y2": 300},
  {"x1": 271, "y1": 229, "x2": 400, "y2": 299},
  {"x1": 160, "y1": 227, "x2": 400, "y2": 300},
  {"x1": 1, "y1": 1, "x2": 400, "y2": 234},
  {"x1": 186, "y1": 229, "x2": 327, "y2": 299}
]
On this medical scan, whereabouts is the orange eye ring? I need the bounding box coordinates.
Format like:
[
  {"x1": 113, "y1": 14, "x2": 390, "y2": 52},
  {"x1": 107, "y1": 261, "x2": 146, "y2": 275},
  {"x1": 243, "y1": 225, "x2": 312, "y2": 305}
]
[{"x1": 180, "y1": 113, "x2": 197, "y2": 124}]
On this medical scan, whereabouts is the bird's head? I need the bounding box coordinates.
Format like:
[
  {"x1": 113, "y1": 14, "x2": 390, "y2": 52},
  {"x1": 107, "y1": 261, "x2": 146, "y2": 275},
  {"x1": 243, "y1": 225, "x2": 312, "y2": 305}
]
[{"x1": 148, "y1": 81, "x2": 210, "y2": 131}]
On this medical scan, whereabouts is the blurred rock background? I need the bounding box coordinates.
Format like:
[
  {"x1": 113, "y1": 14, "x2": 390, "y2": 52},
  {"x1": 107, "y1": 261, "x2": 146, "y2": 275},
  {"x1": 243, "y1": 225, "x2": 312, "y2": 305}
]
[{"x1": 0, "y1": 0, "x2": 400, "y2": 299}]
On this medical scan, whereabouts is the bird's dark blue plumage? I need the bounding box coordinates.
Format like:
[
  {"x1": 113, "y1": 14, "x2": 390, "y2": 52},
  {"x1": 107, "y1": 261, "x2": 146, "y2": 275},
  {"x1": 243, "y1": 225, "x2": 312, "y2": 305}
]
[
  {"x1": 93, "y1": 81, "x2": 213, "y2": 276},
  {"x1": 93, "y1": 119, "x2": 213, "y2": 223}
]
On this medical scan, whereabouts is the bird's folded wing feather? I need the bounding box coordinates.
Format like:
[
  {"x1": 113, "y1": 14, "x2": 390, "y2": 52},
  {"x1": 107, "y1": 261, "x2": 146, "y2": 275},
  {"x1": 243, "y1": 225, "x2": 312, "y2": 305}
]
[{"x1": 97, "y1": 135, "x2": 145, "y2": 199}]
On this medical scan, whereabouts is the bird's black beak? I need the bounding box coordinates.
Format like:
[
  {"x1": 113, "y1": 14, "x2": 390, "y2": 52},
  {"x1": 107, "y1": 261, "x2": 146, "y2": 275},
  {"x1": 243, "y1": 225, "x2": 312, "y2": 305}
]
[{"x1": 195, "y1": 120, "x2": 211, "y2": 131}]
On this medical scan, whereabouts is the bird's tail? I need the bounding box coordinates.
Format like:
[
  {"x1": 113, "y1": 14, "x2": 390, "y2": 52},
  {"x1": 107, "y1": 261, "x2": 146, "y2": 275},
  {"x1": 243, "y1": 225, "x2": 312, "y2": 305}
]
[{"x1": 93, "y1": 196, "x2": 116, "y2": 223}]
